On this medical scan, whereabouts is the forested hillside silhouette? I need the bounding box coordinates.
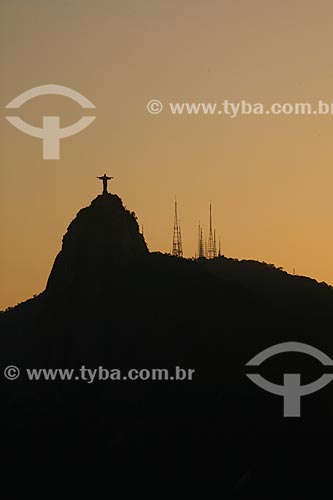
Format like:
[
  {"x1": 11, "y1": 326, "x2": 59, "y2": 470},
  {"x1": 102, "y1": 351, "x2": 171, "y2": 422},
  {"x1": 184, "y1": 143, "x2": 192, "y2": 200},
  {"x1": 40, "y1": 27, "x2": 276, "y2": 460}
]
[{"x1": 1, "y1": 192, "x2": 333, "y2": 498}]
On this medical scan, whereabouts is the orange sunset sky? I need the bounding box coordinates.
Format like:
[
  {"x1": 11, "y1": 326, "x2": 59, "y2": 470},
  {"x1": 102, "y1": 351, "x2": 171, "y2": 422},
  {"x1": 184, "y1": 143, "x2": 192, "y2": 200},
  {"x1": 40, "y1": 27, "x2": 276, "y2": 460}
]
[{"x1": 1, "y1": 0, "x2": 333, "y2": 310}]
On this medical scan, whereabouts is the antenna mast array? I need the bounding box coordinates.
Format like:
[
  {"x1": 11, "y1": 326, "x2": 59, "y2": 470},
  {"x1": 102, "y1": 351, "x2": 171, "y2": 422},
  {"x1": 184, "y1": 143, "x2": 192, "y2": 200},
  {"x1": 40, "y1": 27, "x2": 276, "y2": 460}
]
[
  {"x1": 207, "y1": 203, "x2": 217, "y2": 259},
  {"x1": 172, "y1": 200, "x2": 183, "y2": 257},
  {"x1": 197, "y1": 222, "x2": 205, "y2": 258}
]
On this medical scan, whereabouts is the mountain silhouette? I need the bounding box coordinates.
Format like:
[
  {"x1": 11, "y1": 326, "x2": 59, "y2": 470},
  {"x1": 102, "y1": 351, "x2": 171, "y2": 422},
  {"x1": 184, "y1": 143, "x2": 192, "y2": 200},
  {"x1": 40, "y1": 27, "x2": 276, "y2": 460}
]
[
  {"x1": 47, "y1": 193, "x2": 148, "y2": 292},
  {"x1": 1, "y1": 191, "x2": 333, "y2": 499}
]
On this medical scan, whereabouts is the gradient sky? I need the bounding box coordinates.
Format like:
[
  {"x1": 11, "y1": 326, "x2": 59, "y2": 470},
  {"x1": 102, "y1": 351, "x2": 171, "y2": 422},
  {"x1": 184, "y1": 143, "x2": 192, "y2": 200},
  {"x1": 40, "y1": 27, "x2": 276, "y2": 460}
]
[{"x1": 1, "y1": 0, "x2": 333, "y2": 309}]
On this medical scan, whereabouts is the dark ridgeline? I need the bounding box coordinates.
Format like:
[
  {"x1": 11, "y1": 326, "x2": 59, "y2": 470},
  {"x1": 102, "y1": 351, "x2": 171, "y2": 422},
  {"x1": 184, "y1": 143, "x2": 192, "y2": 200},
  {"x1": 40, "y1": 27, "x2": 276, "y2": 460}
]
[{"x1": 1, "y1": 184, "x2": 333, "y2": 498}]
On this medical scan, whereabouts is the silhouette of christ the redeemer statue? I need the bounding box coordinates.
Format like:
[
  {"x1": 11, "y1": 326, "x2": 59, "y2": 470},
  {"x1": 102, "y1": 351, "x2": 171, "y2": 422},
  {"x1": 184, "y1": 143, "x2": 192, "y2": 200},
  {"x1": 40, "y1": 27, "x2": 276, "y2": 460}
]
[{"x1": 97, "y1": 174, "x2": 113, "y2": 195}]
